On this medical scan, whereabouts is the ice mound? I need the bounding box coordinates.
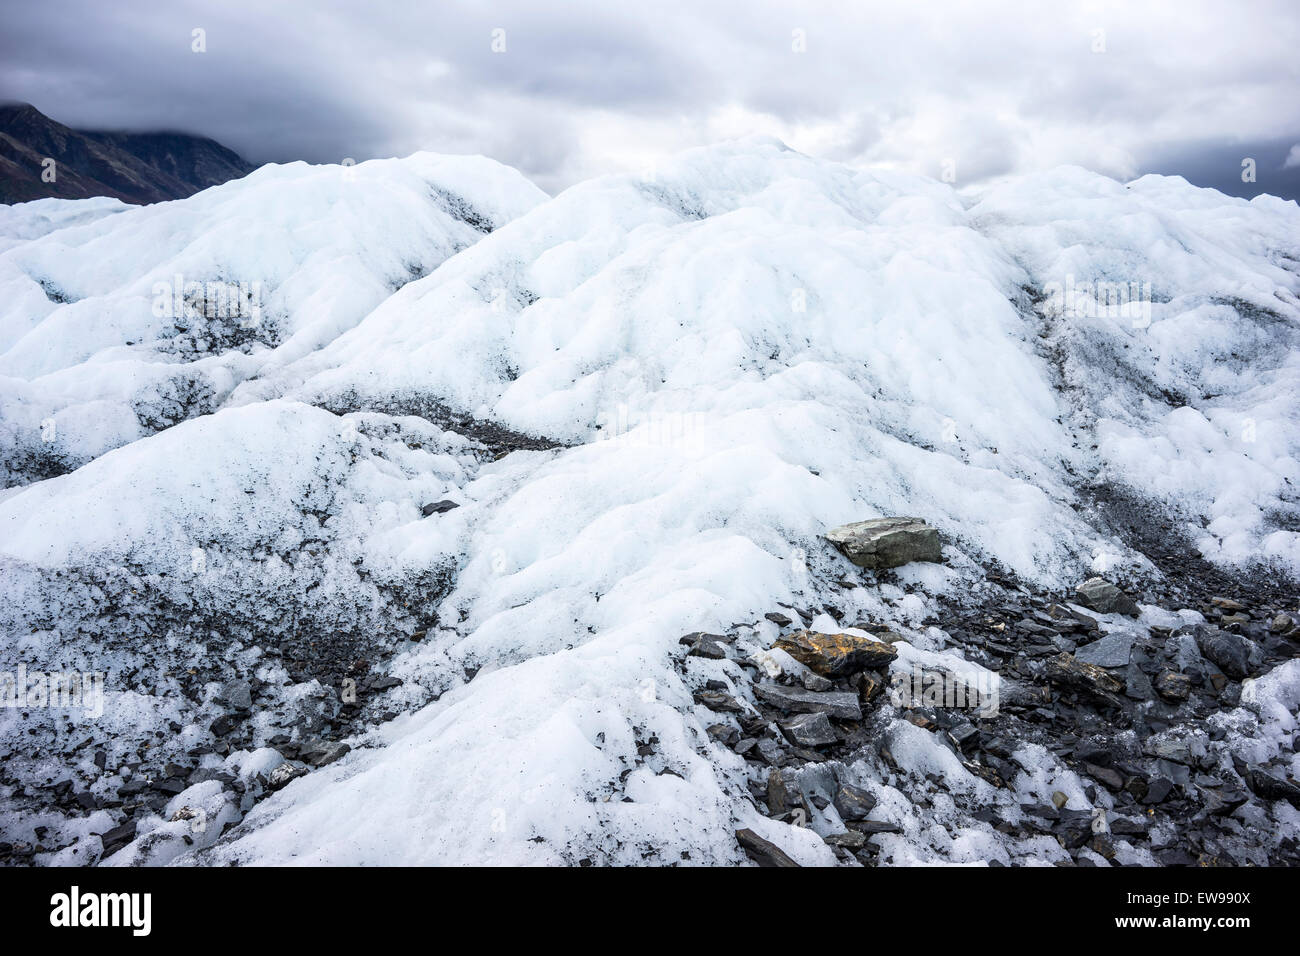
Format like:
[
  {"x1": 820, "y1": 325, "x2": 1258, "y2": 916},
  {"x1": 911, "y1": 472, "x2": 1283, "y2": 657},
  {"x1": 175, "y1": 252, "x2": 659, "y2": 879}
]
[
  {"x1": 0, "y1": 154, "x2": 546, "y2": 485},
  {"x1": 0, "y1": 139, "x2": 1297, "y2": 866}
]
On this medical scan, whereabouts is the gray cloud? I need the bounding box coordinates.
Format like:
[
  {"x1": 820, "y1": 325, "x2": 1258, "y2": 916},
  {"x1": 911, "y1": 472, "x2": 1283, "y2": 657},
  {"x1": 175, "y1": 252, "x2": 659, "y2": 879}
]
[{"x1": 2, "y1": 0, "x2": 1298, "y2": 198}]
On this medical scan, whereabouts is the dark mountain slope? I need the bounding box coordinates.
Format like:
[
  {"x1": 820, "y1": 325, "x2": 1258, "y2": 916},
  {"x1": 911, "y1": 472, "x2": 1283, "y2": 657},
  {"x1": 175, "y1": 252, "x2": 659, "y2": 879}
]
[{"x1": 0, "y1": 102, "x2": 255, "y2": 204}]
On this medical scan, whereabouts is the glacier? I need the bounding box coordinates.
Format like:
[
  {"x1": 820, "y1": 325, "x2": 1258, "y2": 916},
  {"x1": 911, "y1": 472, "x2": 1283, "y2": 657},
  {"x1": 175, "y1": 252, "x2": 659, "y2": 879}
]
[{"x1": 0, "y1": 138, "x2": 1297, "y2": 866}]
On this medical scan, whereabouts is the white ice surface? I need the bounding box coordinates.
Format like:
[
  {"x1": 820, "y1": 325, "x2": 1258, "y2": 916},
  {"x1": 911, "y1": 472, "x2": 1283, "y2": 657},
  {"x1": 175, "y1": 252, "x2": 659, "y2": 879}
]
[{"x1": 1, "y1": 139, "x2": 1297, "y2": 865}]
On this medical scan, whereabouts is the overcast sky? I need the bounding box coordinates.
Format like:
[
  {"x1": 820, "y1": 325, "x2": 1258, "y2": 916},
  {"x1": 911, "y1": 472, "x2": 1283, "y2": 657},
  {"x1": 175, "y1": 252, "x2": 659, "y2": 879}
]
[{"x1": 3, "y1": 0, "x2": 1298, "y2": 198}]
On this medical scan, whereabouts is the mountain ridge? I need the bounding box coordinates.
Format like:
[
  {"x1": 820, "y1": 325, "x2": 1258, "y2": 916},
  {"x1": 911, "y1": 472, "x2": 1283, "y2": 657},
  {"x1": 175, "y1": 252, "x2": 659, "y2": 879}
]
[{"x1": 0, "y1": 102, "x2": 255, "y2": 204}]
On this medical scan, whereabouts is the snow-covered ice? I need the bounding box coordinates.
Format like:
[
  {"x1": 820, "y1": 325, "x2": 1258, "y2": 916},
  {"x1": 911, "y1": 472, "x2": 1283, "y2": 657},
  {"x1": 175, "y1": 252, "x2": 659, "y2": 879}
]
[{"x1": 1, "y1": 139, "x2": 1297, "y2": 865}]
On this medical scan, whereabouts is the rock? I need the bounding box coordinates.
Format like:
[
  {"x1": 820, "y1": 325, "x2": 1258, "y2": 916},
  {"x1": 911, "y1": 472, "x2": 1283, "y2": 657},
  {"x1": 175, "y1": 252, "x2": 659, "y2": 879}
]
[
  {"x1": 693, "y1": 690, "x2": 745, "y2": 713},
  {"x1": 1210, "y1": 597, "x2": 1246, "y2": 612},
  {"x1": 1124, "y1": 664, "x2": 1154, "y2": 701},
  {"x1": 98, "y1": 821, "x2": 137, "y2": 856},
  {"x1": 1043, "y1": 652, "x2": 1125, "y2": 707},
  {"x1": 186, "y1": 768, "x2": 235, "y2": 787},
  {"x1": 765, "y1": 612, "x2": 793, "y2": 627},
  {"x1": 765, "y1": 769, "x2": 809, "y2": 820},
  {"x1": 1074, "y1": 632, "x2": 1135, "y2": 668},
  {"x1": 1073, "y1": 578, "x2": 1140, "y2": 617},
  {"x1": 833, "y1": 782, "x2": 877, "y2": 821},
  {"x1": 852, "y1": 670, "x2": 884, "y2": 702},
  {"x1": 266, "y1": 762, "x2": 309, "y2": 791},
  {"x1": 1142, "y1": 776, "x2": 1175, "y2": 804},
  {"x1": 854, "y1": 820, "x2": 902, "y2": 834},
  {"x1": 825, "y1": 517, "x2": 943, "y2": 570},
  {"x1": 1073, "y1": 739, "x2": 1113, "y2": 766},
  {"x1": 755, "y1": 738, "x2": 785, "y2": 766},
  {"x1": 209, "y1": 713, "x2": 240, "y2": 737},
  {"x1": 1089, "y1": 833, "x2": 1118, "y2": 859},
  {"x1": 152, "y1": 777, "x2": 185, "y2": 795},
  {"x1": 1085, "y1": 763, "x2": 1124, "y2": 791},
  {"x1": 1149, "y1": 738, "x2": 1193, "y2": 765},
  {"x1": 773, "y1": 629, "x2": 897, "y2": 677},
  {"x1": 420, "y1": 500, "x2": 460, "y2": 516},
  {"x1": 947, "y1": 722, "x2": 978, "y2": 751},
  {"x1": 823, "y1": 830, "x2": 866, "y2": 850},
  {"x1": 1057, "y1": 809, "x2": 1094, "y2": 849},
  {"x1": 1154, "y1": 670, "x2": 1191, "y2": 703},
  {"x1": 1247, "y1": 769, "x2": 1300, "y2": 808},
  {"x1": 1051, "y1": 790, "x2": 1068, "y2": 810},
  {"x1": 706, "y1": 723, "x2": 739, "y2": 746},
  {"x1": 1269, "y1": 613, "x2": 1294, "y2": 635},
  {"x1": 1110, "y1": 816, "x2": 1148, "y2": 837},
  {"x1": 779, "y1": 712, "x2": 837, "y2": 748},
  {"x1": 735, "y1": 828, "x2": 800, "y2": 867},
  {"x1": 754, "y1": 682, "x2": 862, "y2": 720},
  {"x1": 298, "y1": 739, "x2": 351, "y2": 768},
  {"x1": 800, "y1": 671, "x2": 833, "y2": 692},
  {"x1": 1168, "y1": 634, "x2": 1206, "y2": 673},
  {"x1": 216, "y1": 679, "x2": 252, "y2": 711},
  {"x1": 1195, "y1": 626, "x2": 1251, "y2": 679},
  {"x1": 1200, "y1": 787, "x2": 1250, "y2": 816},
  {"x1": 686, "y1": 636, "x2": 729, "y2": 660}
]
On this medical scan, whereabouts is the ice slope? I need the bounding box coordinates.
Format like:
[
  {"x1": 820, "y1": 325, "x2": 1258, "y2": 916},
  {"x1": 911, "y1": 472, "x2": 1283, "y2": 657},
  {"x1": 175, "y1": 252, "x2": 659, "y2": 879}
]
[
  {"x1": 0, "y1": 196, "x2": 129, "y2": 253},
  {"x1": 197, "y1": 142, "x2": 1296, "y2": 864},
  {"x1": 0, "y1": 154, "x2": 546, "y2": 485},
  {"x1": 970, "y1": 169, "x2": 1300, "y2": 567},
  {"x1": 0, "y1": 139, "x2": 1297, "y2": 865}
]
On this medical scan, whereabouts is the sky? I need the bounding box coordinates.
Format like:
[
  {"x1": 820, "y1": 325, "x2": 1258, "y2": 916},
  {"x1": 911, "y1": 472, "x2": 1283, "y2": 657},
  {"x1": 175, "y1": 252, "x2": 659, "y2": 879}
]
[{"x1": 2, "y1": 0, "x2": 1299, "y2": 199}]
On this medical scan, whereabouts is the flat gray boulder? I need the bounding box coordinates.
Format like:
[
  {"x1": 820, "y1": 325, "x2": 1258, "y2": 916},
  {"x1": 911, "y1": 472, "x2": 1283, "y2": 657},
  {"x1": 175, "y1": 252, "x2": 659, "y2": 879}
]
[
  {"x1": 754, "y1": 682, "x2": 862, "y2": 720},
  {"x1": 1074, "y1": 577, "x2": 1140, "y2": 617},
  {"x1": 1074, "y1": 631, "x2": 1136, "y2": 668},
  {"x1": 825, "y1": 517, "x2": 943, "y2": 570}
]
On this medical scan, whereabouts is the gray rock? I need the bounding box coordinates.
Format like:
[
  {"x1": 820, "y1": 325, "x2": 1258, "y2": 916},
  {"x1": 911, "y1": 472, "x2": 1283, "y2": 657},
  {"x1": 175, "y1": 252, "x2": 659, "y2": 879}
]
[
  {"x1": 823, "y1": 829, "x2": 866, "y2": 849},
  {"x1": 779, "y1": 712, "x2": 837, "y2": 748},
  {"x1": 1073, "y1": 578, "x2": 1140, "y2": 617},
  {"x1": 1168, "y1": 633, "x2": 1205, "y2": 673},
  {"x1": 266, "y1": 762, "x2": 309, "y2": 791},
  {"x1": 1043, "y1": 653, "x2": 1125, "y2": 708},
  {"x1": 800, "y1": 671, "x2": 834, "y2": 692},
  {"x1": 854, "y1": 819, "x2": 903, "y2": 834},
  {"x1": 298, "y1": 739, "x2": 351, "y2": 768},
  {"x1": 686, "y1": 636, "x2": 729, "y2": 660},
  {"x1": 1074, "y1": 631, "x2": 1135, "y2": 668},
  {"x1": 735, "y1": 828, "x2": 800, "y2": 867},
  {"x1": 1142, "y1": 776, "x2": 1175, "y2": 804},
  {"x1": 209, "y1": 713, "x2": 240, "y2": 737},
  {"x1": 1247, "y1": 769, "x2": 1300, "y2": 808},
  {"x1": 833, "y1": 782, "x2": 877, "y2": 821},
  {"x1": 766, "y1": 768, "x2": 809, "y2": 818},
  {"x1": 755, "y1": 737, "x2": 785, "y2": 766},
  {"x1": 1195, "y1": 626, "x2": 1252, "y2": 679},
  {"x1": 825, "y1": 517, "x2": 943, "y2": 570},
  {"x1": 1085, "y1": 763, "x2": 1124, "y2": 791},
  {"x1": 216, "y1": 679, "x2": 252, "y2": 711},
  {"x1": 754, "y1": 682, "x2": 862, "y2": 720},
  {"x1": 1124, "y1": 664, "x2": 1154, "y2": 701},
  {"x1": 692, "y1": 690, "x2": 744, "y2": 713},
  {"x1": 421, "y1": 500, "x2": 460, "y2": 516},
  {"x1": 98, "y1": 821, "x2": 137, "y2": 856}
]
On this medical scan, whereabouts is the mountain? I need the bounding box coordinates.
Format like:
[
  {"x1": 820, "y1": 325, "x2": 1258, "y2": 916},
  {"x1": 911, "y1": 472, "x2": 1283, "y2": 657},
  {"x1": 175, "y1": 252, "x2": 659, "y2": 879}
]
[
  {"x1": 0, "y1": 140, "x2": 1297, "y2": 868},
  {"x1": 0, "y1": 102, "x2": 255, "y2": 204}
]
